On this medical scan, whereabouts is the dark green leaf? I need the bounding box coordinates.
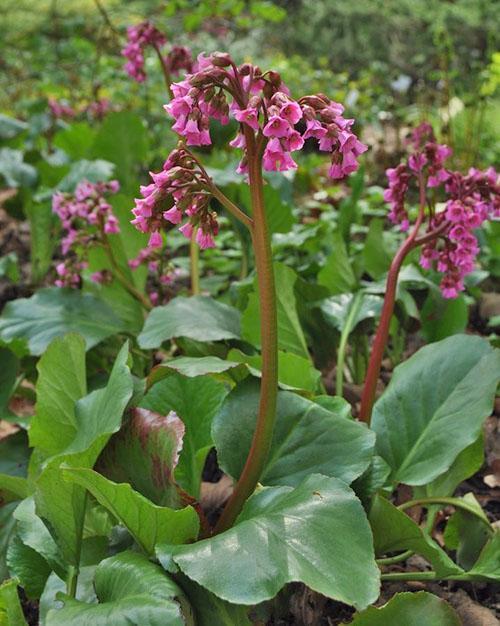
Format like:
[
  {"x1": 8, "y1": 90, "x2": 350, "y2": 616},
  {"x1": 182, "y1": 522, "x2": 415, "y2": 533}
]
[
  {"x1": 421, "y1": 291, "x2": 468, "y2": 342},
  {"x1": 213, "y1": 377, "x2": 374, "y2": 487},
  {"x1": 139, "y1": 296, "x2": 241, "y2": 350},
  {"x1": 372, "y1": 335, "x2": 500, "y2": 485},
  {"x1": 159, "y1": 475, "x2": 379, "y2": 609},
  {"x1": 241, "y1": 263, "x2": 309, "y2": 358},
  {"x1": 362, "y1": 219, "x2": 393, "y2": 279}
]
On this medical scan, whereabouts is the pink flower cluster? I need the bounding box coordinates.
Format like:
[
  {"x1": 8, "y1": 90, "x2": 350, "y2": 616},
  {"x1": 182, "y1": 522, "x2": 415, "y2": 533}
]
[
  {"x1": 165, "y1": 52, "x2": 367, "y2": 178},
  {"x1": 385, "y1": 123, "x2": 499, "y2": 298},
  {"x1": 131, "y1": 146, "x2": 218, "y2": 249},
  {"x1": 52, "y1": 179, "x2": 120, "y2": 287},
  {"x1": 122, "y1": 22, "x2": 193, "y2": 83}
]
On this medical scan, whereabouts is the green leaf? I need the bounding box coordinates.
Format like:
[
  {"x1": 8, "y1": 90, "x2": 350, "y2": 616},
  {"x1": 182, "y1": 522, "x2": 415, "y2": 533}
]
[
  {"x1": 97, "y1": 407, "x2": 185, "y2": 508},
  {"x1": 369, "y1": 495, "x2": 463, "y2": 577},
  {"x1": 0, "y1": 430, "x2": 30, "y2": 480},
  {"x1": 53, "y1": 122, "x2": 97, "y2": 160},
  {"x1": 346, "y1": 591, "x2": 461, "y2": 625},
  {"x1": 421, "y1": 291, "x2": 468, "y2": 342},
  {"x1": 39, "y1": 568, "x2": 97, "y2": 624},
  {"x1": 213, "y1": 378, "x2": 374, "y2": 487},
  {"x1": 0, "y1": 347, "x2": 18, "y2": 420},
  {"x1": 30, "y1": 334, "x2": 87, "y2": 456},
  {"x1": 238, "y1": 183, "x2": 293, "y2": 235},
  {"x1": 141, "y1": 373, "x2": 229, "y2": 498},
  {"x1": 0, "y1": 252, "x2": 20, "y2": 283},
  {"x1": 0, "y1": 288, "x2": 125, "y2": 355},
  {"x1": 372, "y1": 335, "x2": 500, "y2": 485},
  {"x1": 139, "y1": 296, "x2": 241, "y2": 350},
  {"x1": 227, "y1": 348, "x2": 321, "y2": 393},
  {"x1": 179, "y1": 576, "x2": 251, "y2": 626},
  {"x1": 159, "y1": 475, "x2": 379, "y2": 609},
  {"x1": 25, "y1": 200, "x2": 56, "y2": 282},
  {"x1": 318, "y1": 231, "x2": 357, "y2": 294},
  {"x1": 320, "y1": 292, "x2": 382, "y2": 332},
  {"x1": 362, "y1": 219, "x2": 393, "y2": 279},
  {"x1": 148, "y1": 356, "x2": 247, "y2": 386},
  {"x1": 62, "y1": 468, "x2": 199, "y2": 555},
  {"x1": 417, "y1": 436, "x2": 484, "y2": 498},
  {"x1": 241, "y1": 263, "x2": 309, "y2": 358},
  {"x1": 467, "y1": 530, "x2": 500, "y2": 581},
  {"x1": 35, "y1": 343, "x2": 133, "y2": 565},
  {"x1": 0, "y1": 503, "x2": 18, "y2": 582},
  {"x1": 6, "y1": 534, "x2": 51, "y2": 598},
  {"x1": 46, "y1": 552, "x2": 186, "y2": 626},
  {"x1": 91, "y1": 112, "x2": 149, "y2": 181},
  {"x1": 352, "y1": 456, "x2": 391, "y2": 504},
  {"x1": 0, "y1": 578, "x2": 27, "y2": 626},
  {"x1": 0, "y1": 148, "x2": 37, "y2": 188},
  {"x1": 0, "y1": 114, "x2": 27, "y2": 140},
  {"x1": 57, "y1": 159, "x2": 115, "y2": 193}
]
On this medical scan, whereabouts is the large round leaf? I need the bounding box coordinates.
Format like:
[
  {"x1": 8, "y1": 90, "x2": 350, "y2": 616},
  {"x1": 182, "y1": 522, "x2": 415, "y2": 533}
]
[
  {"x1": 138, "y1": 296, "x2": 241, "y2": 349},
  {"x1": 159, "y1": 474, "x2": 380, "y2": 610},
  {"x1": 213, "y1": 377, "x2": 374, "y2": 487},
  {"x1": 0, "y1": 288, "x2": 125, "y2": 355},
  {"x1": 372, "y1": 335, "x2": 500, "y2": 485}
]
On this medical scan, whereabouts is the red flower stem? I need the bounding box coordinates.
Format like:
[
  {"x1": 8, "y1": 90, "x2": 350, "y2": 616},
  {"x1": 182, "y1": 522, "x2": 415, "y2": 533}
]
[
  {"x1": 153, "y1": 43, "x2": 173, "y2": 99},
  {"x1": 213, "y1": 130, "x2": 278, "y2": 534},
  {"x1": 359, "y1": 174, "x2": 430, "y2": 425}
]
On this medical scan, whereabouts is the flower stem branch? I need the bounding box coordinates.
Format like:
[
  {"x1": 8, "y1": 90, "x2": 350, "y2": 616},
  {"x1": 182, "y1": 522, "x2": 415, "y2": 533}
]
[
  {"x1": 359, "y1": 174, "x2": 428, "y2": 425},
  {"x1": 153, "y1": 43, "x2": 173, "y2": 99},
  {"x1": 101, "y1": 233, "x2": 152, "y2": 310},
  {"x1": 213, "y1": 130, "x2": 278, "y2": 534}
]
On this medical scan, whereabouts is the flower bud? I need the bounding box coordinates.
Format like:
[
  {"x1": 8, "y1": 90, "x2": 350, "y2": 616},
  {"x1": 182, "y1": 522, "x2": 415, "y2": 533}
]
[{"x1": 211, "y1": 52, "x2": 232, "y2": 67}]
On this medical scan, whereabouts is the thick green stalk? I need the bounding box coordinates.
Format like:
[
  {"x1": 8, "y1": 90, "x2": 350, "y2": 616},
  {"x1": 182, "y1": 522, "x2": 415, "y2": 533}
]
[{"x1": 213, "y1": 134, "x2": 278, "y2": 534}]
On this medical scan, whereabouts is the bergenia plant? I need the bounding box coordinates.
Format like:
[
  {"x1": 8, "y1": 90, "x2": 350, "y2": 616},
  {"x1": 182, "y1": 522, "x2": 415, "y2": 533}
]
[
  {"x1": 130, "y1": 50, "x2": 367, "y2": 530},
  {"x1": 359, "y1": 122, "x2": 499, "y2": 424}
]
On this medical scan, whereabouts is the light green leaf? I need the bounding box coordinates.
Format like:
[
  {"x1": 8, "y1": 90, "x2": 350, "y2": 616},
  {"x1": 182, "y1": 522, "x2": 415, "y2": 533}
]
[
  {"x1": 346, "y1": 591, "x2": 461, "y2": 625},
  {"x1": 148, "y1": 356, "x2": 247, "y2": 387},
  {"x1": 62, "y1": 468, "x2": 199, "y2": 555},
  {"x1": 362, "y1": 219, "x2": 393, "y2": 279},
  {"x1": 0, "y1": 347, "x2": 18, "y2": 421},
  {"x1": 6, "y1": 534, "x2": 51, "y2": 598},
  {"x1": 25, "y1": 199, "x2": 56, "y2": 282},
  {"x1": 320, "y1": 292, "x2": 382, "y2": 332},
  {"x1": 141, "y1": 373, "x2": 229, "y2": 499},
  {"x1": 159, "y1": 475, "x2": 379, "y2": 609},
  {"x1": 227, "y1": 348, "x2": 321, "y2": 393},
  {"x1": 213, "y1": 378, "x2": 374, "y2": 487},
  {"x1": 0, "y1": 288, "x2": 125, "y2": 355},
  {"x1": 46, "y1": 552, "x2": 186, "y2": 626},
  {"x1": 372, "y1": 335, "x2": 500, "y2": 485},
  {"x1": 57, "y1": 159, "x2": 115, "y2": 193},
  {"x1": 241, "y1": 263, "x2": 309, "y2": 358},
  {"x1": 139, "y1": 296, "x2": 241, "y2": 350},
  {"x1": 467, "y1": 530, "x2": 500, "y2": 581}
]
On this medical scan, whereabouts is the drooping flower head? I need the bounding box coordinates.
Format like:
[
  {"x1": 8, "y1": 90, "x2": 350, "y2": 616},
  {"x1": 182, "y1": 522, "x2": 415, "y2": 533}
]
[
  {"x1": 131, "y1": 51, "x2": 367, "y2": 250},
  {"x1": 384, "y1": 123, "x2": 499, "y2": 298}
]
